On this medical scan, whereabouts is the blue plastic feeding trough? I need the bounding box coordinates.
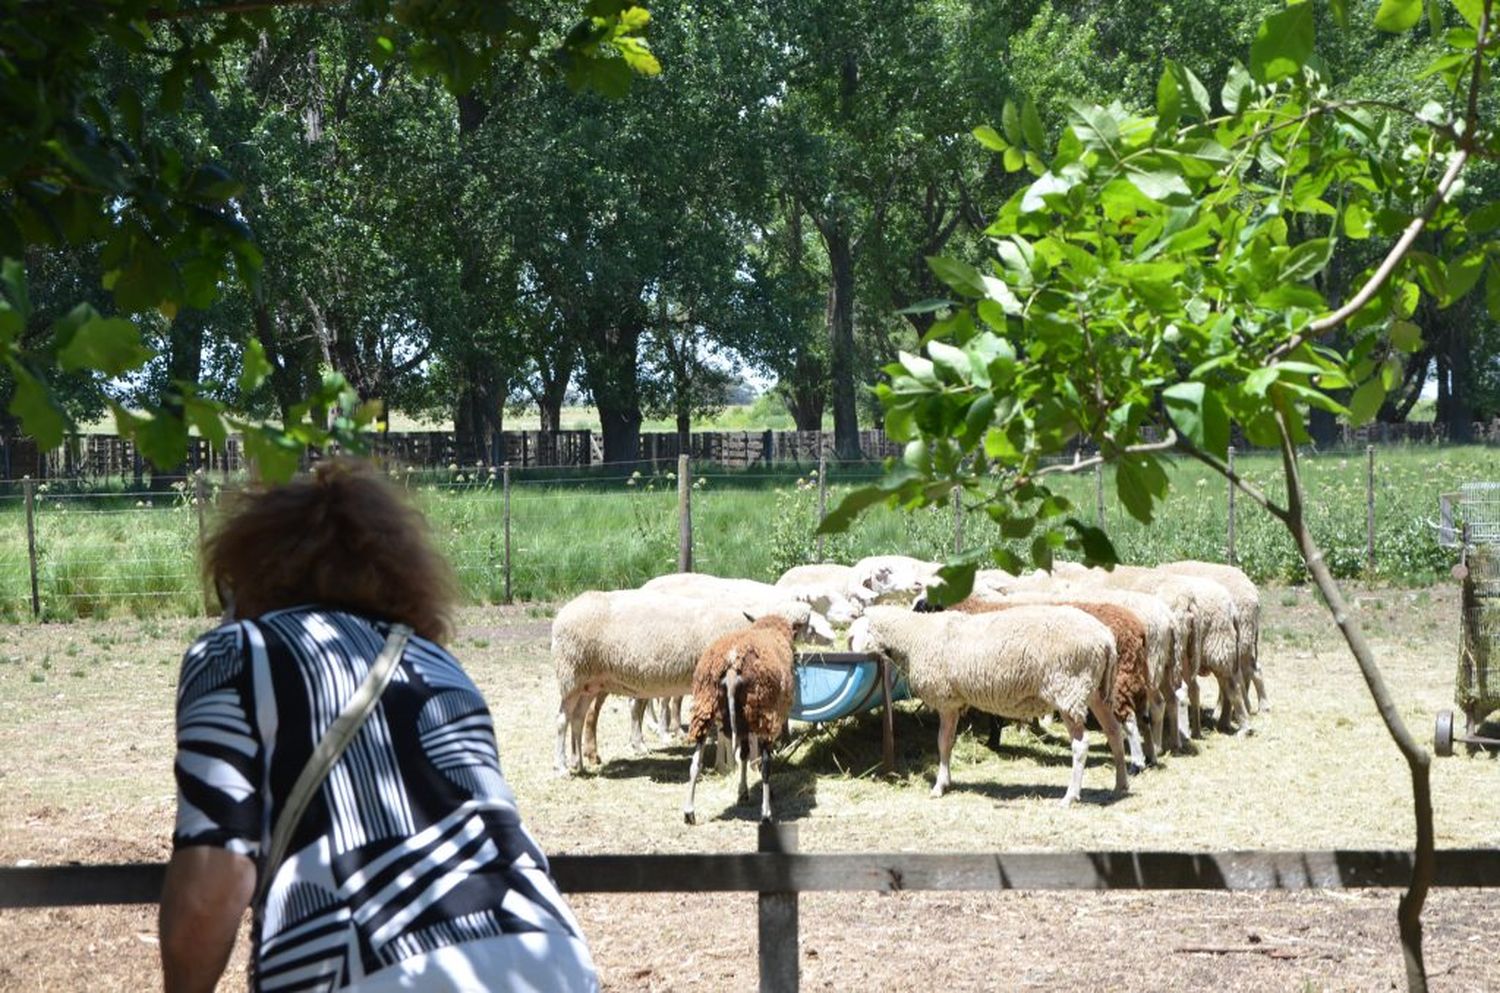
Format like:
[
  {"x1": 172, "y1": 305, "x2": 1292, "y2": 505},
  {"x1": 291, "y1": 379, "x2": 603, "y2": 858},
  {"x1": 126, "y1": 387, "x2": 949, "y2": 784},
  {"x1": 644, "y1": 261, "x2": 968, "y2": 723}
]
[{"x1": 790, "y1": 651, "x2": 909, "y2": 773}]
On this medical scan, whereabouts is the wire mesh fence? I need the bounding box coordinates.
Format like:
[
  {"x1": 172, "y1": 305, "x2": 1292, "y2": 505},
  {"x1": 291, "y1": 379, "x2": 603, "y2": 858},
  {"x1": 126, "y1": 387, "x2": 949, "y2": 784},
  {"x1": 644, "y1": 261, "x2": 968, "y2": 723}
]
[{"x1": 0, "y1": 445, "x2": 1486, "y2": 621}]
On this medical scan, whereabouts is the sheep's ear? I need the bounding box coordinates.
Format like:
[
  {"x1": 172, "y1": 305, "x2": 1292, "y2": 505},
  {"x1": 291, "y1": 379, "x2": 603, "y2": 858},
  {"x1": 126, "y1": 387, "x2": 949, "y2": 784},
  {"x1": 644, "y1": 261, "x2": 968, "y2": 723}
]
[{"x1": 743, "y1": 611, "x2": 756, "y2": 624}]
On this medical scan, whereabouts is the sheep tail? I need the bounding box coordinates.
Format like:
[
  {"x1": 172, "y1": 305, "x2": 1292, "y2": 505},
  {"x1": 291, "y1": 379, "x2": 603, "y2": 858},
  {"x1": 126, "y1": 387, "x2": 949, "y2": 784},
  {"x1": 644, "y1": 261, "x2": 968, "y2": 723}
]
[{"x1": 723, "y1": 662, "x2": 743, "y2": 761}]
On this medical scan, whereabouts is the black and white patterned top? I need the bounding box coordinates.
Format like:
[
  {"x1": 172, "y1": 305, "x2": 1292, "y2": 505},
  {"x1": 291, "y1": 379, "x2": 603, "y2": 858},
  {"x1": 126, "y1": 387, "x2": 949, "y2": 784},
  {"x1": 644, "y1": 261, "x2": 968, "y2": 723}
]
[{"x1": 173, "y1": 606, "x2": 597, "y2": 992}]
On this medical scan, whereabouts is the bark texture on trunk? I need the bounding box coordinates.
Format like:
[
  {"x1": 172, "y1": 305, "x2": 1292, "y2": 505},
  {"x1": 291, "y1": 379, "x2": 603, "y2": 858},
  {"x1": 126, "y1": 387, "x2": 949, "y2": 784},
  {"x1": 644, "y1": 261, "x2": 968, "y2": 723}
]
[{"x1": 826, "y1": 225, "x2": 860, "y2": 459}]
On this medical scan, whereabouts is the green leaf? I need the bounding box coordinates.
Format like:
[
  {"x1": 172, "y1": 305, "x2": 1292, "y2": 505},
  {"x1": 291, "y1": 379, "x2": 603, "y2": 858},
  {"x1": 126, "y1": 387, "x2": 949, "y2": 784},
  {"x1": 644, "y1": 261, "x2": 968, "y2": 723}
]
[
  {"x1": 926, "y1": 340, "x2": 970, "y2": 384},
  {"x1": 1250, "y1": 3, "x2": 1315, "y2": 84},
  {"x1": 925, "y1": 561, "x2": 978, "y2": 608},
  {"x1": 1167, "y1": 60, "x2": 1212, "y2": 120},
  {"x1": 1348, "y1": 377, "x2": 1386, "y2": 425},
  {"x1": 1487, "y1": 264, "x2": 1500, "y2": 321},
  {"x1": 1002, "y1": 100, "x2": 1023, "y2": 147},
  {"x1": 1443, "y1": 251, "x2": 1486, "y2": 307},
  {"x1": 8, "y1": 363, "x2": 66, "y2": 450},
  {"x1": 57, "y1": 315, "x2": 152, "y2": 376},
  {"x1": 1453, "y1": 0, "x2": 1484, "y2": 29},
  {"x1": 898, "y1": 351, "x2": 938, "y2": 387},
  {"x1": 926, "y1": 255, "x2": 986, "y2": 297},
  {"x1": 1221, "y1": 63, "x2": 1253, "y2": 114},
  {"x1": 1162, "y1": 381, "x2": 1230, "y2": 456},
  {"x1": 1115, "y1": 454, "x2": 1168, "y2": 524},
  {"x1": 1331, "y1": 0, "x2": 1349, "y2": 28},
  {"x1": 1374, "y1": 0, "x2": 1423, "y2": 31},
  {"x1": 1021, "y1": 98, "x2": 1046, "y2": 153},
  {"x1": 184, "y1": 397, "x2": 229, "y2": 451},
  {"x1": 1343, "y1": 202, "x2": 1372, "y2": 239},
  {"x1": 1281, "y1": 238, "x2": 1333, "y2": 282},
  {"x1": 1125, "y1": 164, "x2": 1191, "y2": 202},
  {"x1": 1156, "y1": 67, "x2": 1182, "y2": 129},
  {"x1": 1064, "y1": 518, "x2": 1118, "y2": 567},
  {"x1": 1390, "y1": 320, "x2": 1423, "y2": 352},
  {"x1": 973, "y1": 125, "x2": 1008, "y2": 151},
  {"x1": 240, "y1": 426, "x2": 303, "y2": 484},
  {"x1": 239, "y1": 337, "x2": 273, "y2": 396}
]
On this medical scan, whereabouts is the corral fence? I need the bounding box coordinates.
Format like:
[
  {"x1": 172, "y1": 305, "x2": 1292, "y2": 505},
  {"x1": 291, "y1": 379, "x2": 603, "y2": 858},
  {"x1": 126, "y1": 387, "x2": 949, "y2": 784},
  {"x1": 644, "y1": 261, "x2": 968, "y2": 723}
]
[
  {"x1": 3, "y1": 824, "x2": 1499, "y2": 992},
  {"x1": 0, "y1": 440, "x2": 1471, "y2": 620},
  {"x1": 12, "y1": 416, "x2": 1500, "y2": 484}
]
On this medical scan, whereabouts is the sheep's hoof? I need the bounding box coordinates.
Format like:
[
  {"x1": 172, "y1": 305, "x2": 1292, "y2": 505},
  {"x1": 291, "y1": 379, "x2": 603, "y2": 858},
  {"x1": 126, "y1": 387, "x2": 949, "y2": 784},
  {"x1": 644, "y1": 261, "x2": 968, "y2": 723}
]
[
  {"x1": 629, "y1": 741, "x2": 649, "y2": 755},
  {"x1": 1057, "y1": 794, "x2": 1077, "y2": 809},
  {"x1": 683, "y1": 810, "x2": 696, "y2": 826},
  {"x1": 1127, "y1": 762, "x2": 1145, "y2": 776},
  {"x1": 928, "y1": 783, "x2": 946, "y2": 799},
  {"x1": 737, "y1": 789, "x2": 751, "y2": 804},
  {"x1": 760, "y1": 813, "x2": 773, "y2": 825}
]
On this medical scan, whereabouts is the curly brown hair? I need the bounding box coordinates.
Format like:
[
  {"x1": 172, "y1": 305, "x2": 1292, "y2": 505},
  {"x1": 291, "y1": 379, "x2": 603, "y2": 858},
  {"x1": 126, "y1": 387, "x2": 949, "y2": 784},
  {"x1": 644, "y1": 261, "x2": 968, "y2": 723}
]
[{"x1": 203, "y1": 459, "x2": 458, "y2": 643}]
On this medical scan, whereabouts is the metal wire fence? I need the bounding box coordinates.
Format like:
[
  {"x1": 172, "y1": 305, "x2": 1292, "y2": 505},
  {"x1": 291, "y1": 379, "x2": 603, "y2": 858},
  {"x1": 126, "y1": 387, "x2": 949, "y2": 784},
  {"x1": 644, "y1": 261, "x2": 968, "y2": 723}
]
[{"x1": 0, "y1": 445, "x2": 1481, "y2": 621}]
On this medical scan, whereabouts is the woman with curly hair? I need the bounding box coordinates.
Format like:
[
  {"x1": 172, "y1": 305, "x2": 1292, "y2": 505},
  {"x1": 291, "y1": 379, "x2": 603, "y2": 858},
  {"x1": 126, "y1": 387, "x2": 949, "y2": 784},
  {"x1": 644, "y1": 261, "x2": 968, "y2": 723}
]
[{"x1": 159, "y1": 459, "x2": 596, "y2": 993}]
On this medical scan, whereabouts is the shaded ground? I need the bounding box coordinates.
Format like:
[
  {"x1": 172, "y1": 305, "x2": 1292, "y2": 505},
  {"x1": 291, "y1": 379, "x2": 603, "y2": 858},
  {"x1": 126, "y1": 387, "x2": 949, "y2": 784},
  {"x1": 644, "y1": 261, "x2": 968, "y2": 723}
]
[{"x1": 2, "y1": 584, "x2": 1498, "y2": 990}]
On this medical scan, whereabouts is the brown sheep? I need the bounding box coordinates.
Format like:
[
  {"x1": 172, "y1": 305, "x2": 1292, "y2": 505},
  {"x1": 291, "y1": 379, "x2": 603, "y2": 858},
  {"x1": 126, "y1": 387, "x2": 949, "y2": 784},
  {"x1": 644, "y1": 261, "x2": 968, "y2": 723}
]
[
  {"x1": 949, "y1": 597, "x2": 1156, "y2": 772},
  {"x1": 683, "y1": 615, "x2": 797, "y2": 825}
]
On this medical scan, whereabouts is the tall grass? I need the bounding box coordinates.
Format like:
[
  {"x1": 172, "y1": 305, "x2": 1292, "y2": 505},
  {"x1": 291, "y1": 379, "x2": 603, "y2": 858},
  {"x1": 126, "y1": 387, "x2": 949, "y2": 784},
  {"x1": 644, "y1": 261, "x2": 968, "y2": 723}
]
[{"x1": 0, "y1": 445, "x2": 1486, "y2": 619}]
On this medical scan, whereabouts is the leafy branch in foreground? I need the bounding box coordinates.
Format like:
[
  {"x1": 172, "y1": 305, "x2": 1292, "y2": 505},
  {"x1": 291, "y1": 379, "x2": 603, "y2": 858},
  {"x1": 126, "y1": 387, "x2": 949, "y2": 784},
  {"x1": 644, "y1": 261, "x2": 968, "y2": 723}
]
[
  {"x1": 0, "y1": 0, "x2": 658, "y2": 479},
  {"x1": 822, "y1": 1, "x2": 1494, "y2": 988}
]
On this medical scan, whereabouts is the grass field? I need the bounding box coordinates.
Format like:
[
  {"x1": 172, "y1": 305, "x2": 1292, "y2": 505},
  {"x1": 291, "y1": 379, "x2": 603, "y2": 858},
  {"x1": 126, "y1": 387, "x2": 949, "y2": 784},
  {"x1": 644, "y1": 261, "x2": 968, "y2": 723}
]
[
  {"x1": 0, "y1": 584, "x2": 1496, "y2": 990},
  {"x1": 0, "y1": 443, "x2": 1487, "y2": 620}
]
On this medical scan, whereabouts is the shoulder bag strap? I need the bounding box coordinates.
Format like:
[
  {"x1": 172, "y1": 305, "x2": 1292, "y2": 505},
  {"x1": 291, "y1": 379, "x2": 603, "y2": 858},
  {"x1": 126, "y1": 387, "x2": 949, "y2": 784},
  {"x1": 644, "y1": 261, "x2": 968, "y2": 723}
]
[{"x1": 253, "y1": 622, "x2": 414, "y2": 907}]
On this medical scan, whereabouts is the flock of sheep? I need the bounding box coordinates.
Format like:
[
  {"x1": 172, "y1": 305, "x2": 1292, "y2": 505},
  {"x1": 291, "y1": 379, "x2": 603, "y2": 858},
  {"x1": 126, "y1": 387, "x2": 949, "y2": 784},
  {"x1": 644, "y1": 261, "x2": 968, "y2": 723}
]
[{"x1": 550, "y1": 555, "x2": 1264, "y2": 821}]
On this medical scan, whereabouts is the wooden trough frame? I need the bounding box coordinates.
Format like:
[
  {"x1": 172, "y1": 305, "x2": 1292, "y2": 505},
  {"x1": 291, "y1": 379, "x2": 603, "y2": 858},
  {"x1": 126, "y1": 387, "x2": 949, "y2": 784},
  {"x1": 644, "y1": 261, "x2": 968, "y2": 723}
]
[{"x1": 5, "y1": 827, "x2": 1500, "y2": 993}]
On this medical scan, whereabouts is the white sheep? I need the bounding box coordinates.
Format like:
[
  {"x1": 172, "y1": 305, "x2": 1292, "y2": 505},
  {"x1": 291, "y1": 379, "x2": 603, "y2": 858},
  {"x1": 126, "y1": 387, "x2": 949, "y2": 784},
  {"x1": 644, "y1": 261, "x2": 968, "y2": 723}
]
[
  {"x1": 848, "y1": 555, "x2": 944, "y2": 604},
  {"x1": 849, "y1": 604, "x2": 1128, "y2": 806},
  {"x1": 1159, "y1": 561, "x2": 1264, "y2": 715},
  {"x1": 682, "y1": 615, "x2": 798, "y2": 825},
  {"x1": 551, "y1": 589, "x2": 812, "y2": 774},
  {"x1": 1058, "y1": 563, "x2": 1246, "y2": 739},
  {"x1": 774, "y1": 563, "x2": 869, "y2": 626},
  {"x1": 641, "y1": 572, "x2": 837, "y2": 643},
  {"x1": 974, "y1": 584, "x2": 1176, "y2": 761}
]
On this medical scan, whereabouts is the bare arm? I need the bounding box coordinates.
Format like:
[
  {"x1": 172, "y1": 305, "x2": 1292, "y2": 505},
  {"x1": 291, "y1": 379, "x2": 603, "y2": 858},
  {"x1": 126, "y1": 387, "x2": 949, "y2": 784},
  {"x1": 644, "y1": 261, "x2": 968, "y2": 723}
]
[{"x1": 159, "y1": 846, "x2": 256, "y2": 993}]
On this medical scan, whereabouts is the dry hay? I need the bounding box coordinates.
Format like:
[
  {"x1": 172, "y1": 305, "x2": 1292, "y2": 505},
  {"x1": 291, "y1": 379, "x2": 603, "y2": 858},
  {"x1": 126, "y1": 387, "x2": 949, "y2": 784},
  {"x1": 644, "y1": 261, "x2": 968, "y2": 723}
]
[{"x1": 2, "y1": 585, "x2": 1499, "y2": 990}]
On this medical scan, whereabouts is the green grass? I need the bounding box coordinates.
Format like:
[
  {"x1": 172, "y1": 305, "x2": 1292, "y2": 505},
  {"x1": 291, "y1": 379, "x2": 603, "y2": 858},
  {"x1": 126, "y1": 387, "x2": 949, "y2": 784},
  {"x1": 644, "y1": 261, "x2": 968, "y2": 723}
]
[{"x1": 0, "y1": 444, "x2": 1488, "y2": 617}]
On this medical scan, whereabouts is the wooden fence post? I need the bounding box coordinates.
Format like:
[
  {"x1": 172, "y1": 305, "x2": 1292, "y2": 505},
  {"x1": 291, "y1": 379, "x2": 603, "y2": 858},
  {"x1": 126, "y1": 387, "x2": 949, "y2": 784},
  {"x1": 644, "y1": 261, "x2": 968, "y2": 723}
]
[
  {"x1": 1366, "y1": 444, "x2": 1376, "y2": 572},
  {"x1": 23, "y1": 476, "x2": 38, "y2": 619},
  {"x1": 678, "y1": 454, "x2": 693, "y2": 573},
  {"x1": 194, "y1": 471, "x2": 212, "y2": 617},
  {"x1": 1226, "y1": 446, "x2": 1237, "y2": 567},
  {"x1": 1094, "y1": 462, "x2": 1104, "y2": 529},
  {"x1": 758, "y1": 822, "x2": 799, "y2": 993},
  {"x1": 953, "y1": 486, "x2": 963, "y2": 554},
  {"x1": 503, "y1": 463, "x2": 513, "y2": 605},
  {"x1": 815, "y1": 454, "x2": 828, "y2": 561}
]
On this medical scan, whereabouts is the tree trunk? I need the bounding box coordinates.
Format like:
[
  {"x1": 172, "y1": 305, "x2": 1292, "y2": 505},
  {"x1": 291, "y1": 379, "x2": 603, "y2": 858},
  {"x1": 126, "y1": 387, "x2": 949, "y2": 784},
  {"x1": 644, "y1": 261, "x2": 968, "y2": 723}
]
[
  {"x1": 676, "y1": 409, "x2": 691, "y2": 454},
  {"x1": 154, "y1": 309, "x2": 206, "y2": 490},
  {"x1": 453, "y1": 376, "x2": 503, "y2": 465},
  {"x1": 584, "y1": 322, "x2": 643, "y2": 465},
  {"x1": 826, "y1": 224, "x2": 861, "y2": 459},
  {"x1": 1269, "y1": 417, "x2": 1431, "y2": 993}
]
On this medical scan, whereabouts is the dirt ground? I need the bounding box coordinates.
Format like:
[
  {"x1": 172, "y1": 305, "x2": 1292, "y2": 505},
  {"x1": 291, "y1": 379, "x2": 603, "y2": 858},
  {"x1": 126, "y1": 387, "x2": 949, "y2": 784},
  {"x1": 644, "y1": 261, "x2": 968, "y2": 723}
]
[{"x1": 2, "y1": 584, "x2": 1499, "y2": 991}]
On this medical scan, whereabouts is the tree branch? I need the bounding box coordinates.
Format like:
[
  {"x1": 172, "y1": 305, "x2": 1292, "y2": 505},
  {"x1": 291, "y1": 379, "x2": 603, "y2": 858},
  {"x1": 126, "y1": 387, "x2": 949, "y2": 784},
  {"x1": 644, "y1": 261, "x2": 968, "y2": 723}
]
[
  {"x1": 1268, "y1": 148, "x2": 1469, "y2": 361},
  {"x1": 1174, "y1": 437, "x2": 1289, "y2": 523},
  {"x1": 1033, "y1": 430, "x2": 1179, "y2": 476},
  {"x1": 1269, "y1": 11, "x2": 1487, "y2": 363},
  {"x1": 1272, "y1": 403, "x2": 1434, "y2": 992}
]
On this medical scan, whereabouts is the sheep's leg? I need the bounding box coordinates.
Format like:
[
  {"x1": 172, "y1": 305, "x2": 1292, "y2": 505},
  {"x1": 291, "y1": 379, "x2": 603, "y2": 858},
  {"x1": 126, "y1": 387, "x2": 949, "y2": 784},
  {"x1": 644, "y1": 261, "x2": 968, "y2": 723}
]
[
  {"x1": 714, "y1": 730, "x2": 731, "y2": 774},
  {"x1": 582, "y1": 694, "x2": 605, "y2": 767},
  {"x1": 1122, "y1": 712, "x2": 1146, "y2": 775},
  {"x1": 1088, "y1": 691, "x2": 1129, "y2": 796},
  {"x1": 1056, "y1": 711, "x2": 1089, "y2": 807},
  {"x1": 930, "y1": 708, "x2": 959, "y2": 798},
  {"x1": 627, "y1": 698, "x2": 651, "y2": 754},
  {"x1": 1230, "y1": 670, "x2": 1251, "y2": 738},
  {"x1": 1214, "y1": 672, "x2": 1235, "y2": 733},
  {"x1": 737, "y1": 747, "x2": 751, "y2": 804},
  {"x1": 986, "y1": 715, "x2": 1004, "y2": 751},
  {"x1": 1147, "y1": 690, "x2": 1166, "y2": 765},
  {"x1": 1186, "y1": 677, "x2": 1203, "y2": 739},
  {"x1": 555, "y1": 693, "x2": 581, "y2": 775},
  {"x1": 759, "y1": 739, "x2": 773, "y2": 823},
  {"x1": 682, "y1": 740, "x2": 707, "y2": 825}
]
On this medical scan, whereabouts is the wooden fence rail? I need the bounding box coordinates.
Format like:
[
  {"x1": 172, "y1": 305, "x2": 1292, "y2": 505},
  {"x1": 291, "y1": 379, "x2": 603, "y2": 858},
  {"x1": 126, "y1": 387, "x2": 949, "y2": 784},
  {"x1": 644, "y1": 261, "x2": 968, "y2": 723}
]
[{"x1": 3, "y1": 834, "x2": 1498, "y2": 992}]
